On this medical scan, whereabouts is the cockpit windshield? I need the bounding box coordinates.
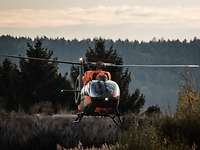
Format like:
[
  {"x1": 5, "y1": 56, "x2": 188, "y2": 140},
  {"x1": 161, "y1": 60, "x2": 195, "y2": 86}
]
[{"x1": 89, "y1": 80, "x2": 120, "y2": 98}]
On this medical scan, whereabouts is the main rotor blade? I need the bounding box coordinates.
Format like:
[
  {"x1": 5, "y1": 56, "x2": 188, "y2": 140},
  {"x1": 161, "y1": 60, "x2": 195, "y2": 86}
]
[
  {"x1": 0, "y1": 55, "x2": 81, "y2": 65},
  {"x1": 109, "y1": 64, "x2": 200, "y2": 68},
  {"x1": 87, "y1": 62, "x2": 199, "y2": 68},
  {"x1": 1, "y1": 55, "x2": 199, "y2": 68}
]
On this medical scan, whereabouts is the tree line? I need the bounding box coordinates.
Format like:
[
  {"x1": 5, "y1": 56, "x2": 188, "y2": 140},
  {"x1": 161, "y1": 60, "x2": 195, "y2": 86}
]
[{"x1": 0, "y1": 38, "x2": 145, "y2": 113}]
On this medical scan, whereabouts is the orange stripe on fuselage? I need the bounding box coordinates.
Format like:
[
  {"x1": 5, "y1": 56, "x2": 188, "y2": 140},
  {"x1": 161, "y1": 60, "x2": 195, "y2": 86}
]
[
  {"x1": 94, "y1": 107, "x2": 113, "y2": 114},
  {"x1": 78, "y1": 96, "x2": 91, "y2": 112},
  {"x1": 84, "y1": 96, "x2": 91, "y2": 106}
]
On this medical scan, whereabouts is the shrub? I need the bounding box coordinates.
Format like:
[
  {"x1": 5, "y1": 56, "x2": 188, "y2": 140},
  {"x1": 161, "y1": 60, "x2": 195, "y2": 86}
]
[
  {"x1": 177, "y1": 71, "x2": 200, "y2": 116},
  {"x1": 30, "y1": 101, "x2": 54, "y2": 115},
  {"x1": 158, "y1": 114, "x2": 200, "y2": 149},
  {"x1": 115, "y1": 115, "x2": 192, "y2": 150},
  {"x1": 0, "y1": 113, "x2": 118, "y2": 150}
]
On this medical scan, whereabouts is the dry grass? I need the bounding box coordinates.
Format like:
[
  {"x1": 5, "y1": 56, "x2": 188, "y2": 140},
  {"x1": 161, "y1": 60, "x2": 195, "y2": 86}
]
[
  {"x1": 0, "y1": 112, "x2": 200, "y2": 150},
  {"x1": 0, "y1": 112, "x2": 119, "y2": 150}
]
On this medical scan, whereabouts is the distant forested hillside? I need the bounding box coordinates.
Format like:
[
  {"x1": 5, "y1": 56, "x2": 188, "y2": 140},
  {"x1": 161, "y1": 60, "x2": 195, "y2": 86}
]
[{"x1": 0, "y1": 35, "x2": 200, "y2": 110}]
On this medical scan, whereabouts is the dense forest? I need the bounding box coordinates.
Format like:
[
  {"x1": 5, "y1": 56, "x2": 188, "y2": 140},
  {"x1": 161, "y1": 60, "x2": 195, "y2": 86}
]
[
  {"x1": 0, "y1": 37, "x2": 145, "y2": 112},
  {"x1": 0, "y1": 35, "x2": 200, "y2": 111}
]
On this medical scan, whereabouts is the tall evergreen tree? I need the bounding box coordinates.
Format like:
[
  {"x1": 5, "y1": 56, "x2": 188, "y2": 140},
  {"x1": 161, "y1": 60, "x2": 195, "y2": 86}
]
[
  {"x1": 19, "y1": 39, "x2": 74, "y2": 110},
  {"x1": 0, "y1": 59, "x2": 21, "y2": 110}
]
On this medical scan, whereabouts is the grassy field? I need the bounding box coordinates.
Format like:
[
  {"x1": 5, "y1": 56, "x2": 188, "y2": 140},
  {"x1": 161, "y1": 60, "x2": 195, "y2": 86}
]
[
  {"x1": 0, "y1": 112, "x2": 200, "y2": 150},
  {"x1": 0, "y1": 112, "x2": 119, "y2": 150}
]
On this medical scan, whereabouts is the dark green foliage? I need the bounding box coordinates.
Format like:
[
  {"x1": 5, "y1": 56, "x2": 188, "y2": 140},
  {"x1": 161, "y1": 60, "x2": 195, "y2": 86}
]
[
  {"x1": 71, "y1": 38, "x2": 145, "y2": 113},
  {"x1": 0, "y1": 40, "x2": 74, "y2": 112},
  {"x1": 19, "y1": 40, "x2": 58, "y2": 107},
  {"x1": 0, "y1": 59, "x2": 21, "y2": 110},
  {"x1": 157, "y1": 114, "x2": 200, "y2": 149},
  {"x1": 18, "y1": 39, "x2": 74, "y2": 110},
  {"x1": 145, "y1": 105, "x2": 161, "y2": 116},
  {"x1": 116, "y1": 115, "x2": 191, "y2": 150},
  {"x1": 1, "y1": 35, "x2": 200, "y2": 109},
  {"x1": 85, "y1": 38, "x2": 123, "y2": 65},
  {"x1": 120, "y1": 89, "x2": 145, "y2": 113}
]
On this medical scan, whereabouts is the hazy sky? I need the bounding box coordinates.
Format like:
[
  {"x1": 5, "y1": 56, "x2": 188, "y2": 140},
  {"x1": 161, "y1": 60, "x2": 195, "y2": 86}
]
[{"x1": 0, "y1": 0, "x2": 200, "y2": 41}]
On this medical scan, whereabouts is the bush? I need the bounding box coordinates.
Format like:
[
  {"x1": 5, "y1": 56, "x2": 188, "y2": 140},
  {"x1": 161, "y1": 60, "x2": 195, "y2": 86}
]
[
  {"x1": 158, "y1": 114, "x2": 200, "y2": 149},
  {"x1": 0, "y1": 113, "x2": 119, "y2": 150},
  {"x1": 29, "y1": 101, "x2": 54, "y2": 115},
  {"x1": 115, "y1": 115, "x2": 192, "y2": 150}
]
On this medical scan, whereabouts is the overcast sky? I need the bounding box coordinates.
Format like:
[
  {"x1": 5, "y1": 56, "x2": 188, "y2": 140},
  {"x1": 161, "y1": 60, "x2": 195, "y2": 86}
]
[{"x1": 0, "y1": 0, "x2": 200, "y2": 41}]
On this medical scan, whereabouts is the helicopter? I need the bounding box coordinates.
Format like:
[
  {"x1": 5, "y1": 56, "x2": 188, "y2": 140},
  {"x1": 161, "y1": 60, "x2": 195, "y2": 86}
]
[{"x1": 0, "y1": 54, "x2": 199, "y2": 125}]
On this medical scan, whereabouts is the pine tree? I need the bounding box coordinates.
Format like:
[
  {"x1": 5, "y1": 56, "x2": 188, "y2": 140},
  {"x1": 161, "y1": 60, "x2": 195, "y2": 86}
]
[
  {"x1": 19, "y1": 39, "x2": 73, "y2": 110},
  {"x1": 0, "y1": 58, "x2": 21, "y2": 110}
]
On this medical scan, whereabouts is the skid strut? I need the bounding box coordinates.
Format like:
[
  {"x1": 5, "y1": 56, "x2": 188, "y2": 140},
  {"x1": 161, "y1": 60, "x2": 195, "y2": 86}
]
[
  {"x1": 73, "y1": 111, "x2": 122, "y2": 126},
  {"x1": 73, "y1": 112, "x2": 84, "y2": 123},
  {"x1": 109, "y1": 114, "x2": 122, "y2": 126}
]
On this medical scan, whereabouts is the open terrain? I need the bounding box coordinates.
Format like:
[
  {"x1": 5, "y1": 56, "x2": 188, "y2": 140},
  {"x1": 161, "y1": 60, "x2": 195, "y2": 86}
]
[{"x1": 0, "y1": 112, "x2": 120, "y2": 150}]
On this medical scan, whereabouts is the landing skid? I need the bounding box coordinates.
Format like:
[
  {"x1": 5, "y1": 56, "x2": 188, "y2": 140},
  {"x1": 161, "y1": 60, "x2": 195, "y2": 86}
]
[
  {"x1": 73, "y1": 112, "x2": 122, "y2": 126},
  {"x1": 108, "y1": 114, "x2": 122, "y2": 126},
  {"x1": 73, "y1": 112, "x2": 84, "y2": 123}
]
